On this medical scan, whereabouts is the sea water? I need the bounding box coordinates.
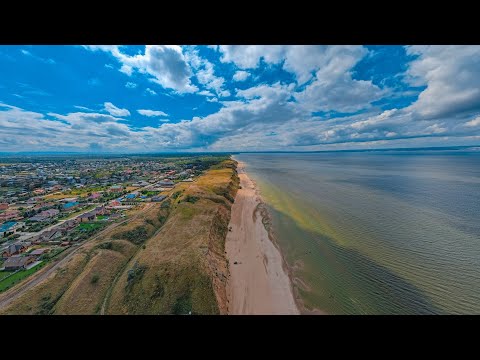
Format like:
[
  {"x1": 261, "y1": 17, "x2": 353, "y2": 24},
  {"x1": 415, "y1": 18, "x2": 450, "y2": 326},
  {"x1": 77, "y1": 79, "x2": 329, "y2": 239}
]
[{"x1": 235, "y1": 151, "x2": 480, "y2": 314}]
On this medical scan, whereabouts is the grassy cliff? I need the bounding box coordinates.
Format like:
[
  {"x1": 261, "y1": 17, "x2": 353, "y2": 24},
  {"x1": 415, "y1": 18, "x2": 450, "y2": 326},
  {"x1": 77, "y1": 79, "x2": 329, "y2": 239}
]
[{"x1": 106, "y1": 159, "x2": 239, "y2": 314}]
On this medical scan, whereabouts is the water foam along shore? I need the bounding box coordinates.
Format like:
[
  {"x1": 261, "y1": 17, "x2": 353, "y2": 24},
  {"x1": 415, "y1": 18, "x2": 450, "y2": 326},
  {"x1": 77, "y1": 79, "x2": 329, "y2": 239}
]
[{"x1": 225, "y1": 160, "x2": 300, "y2": 315}]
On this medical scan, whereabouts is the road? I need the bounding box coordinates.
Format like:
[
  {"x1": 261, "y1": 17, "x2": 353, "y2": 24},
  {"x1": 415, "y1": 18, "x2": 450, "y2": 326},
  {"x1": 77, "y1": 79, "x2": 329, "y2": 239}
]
[{"x1": 0, "y1": 203, "x2": 155, "y2": 311}]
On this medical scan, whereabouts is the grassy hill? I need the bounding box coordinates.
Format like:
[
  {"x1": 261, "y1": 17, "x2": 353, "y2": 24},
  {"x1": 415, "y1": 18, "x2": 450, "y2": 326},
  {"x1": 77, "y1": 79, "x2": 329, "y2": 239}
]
[{"x1": 106, "y1": 159, "x2": 239, "y2": 314}]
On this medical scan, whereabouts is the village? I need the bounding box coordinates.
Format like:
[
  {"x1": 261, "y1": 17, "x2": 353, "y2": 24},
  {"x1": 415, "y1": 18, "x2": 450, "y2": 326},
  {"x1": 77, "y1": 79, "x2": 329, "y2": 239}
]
[{"x1": 0, "y1": 155, "x2": 214, "y2": 291}]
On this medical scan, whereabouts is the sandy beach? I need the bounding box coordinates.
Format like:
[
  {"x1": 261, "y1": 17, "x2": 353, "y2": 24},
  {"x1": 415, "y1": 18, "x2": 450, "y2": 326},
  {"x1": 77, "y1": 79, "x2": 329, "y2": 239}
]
[{"x1": 225, "y1": 161, "x2": 299, "y2": 314}]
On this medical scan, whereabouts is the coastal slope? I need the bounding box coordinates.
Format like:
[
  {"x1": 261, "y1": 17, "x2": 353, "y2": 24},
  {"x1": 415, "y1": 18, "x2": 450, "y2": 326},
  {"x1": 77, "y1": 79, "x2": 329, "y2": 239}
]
[{"x1": 226, "y1": 162, "x2": 299, "y2": 315}]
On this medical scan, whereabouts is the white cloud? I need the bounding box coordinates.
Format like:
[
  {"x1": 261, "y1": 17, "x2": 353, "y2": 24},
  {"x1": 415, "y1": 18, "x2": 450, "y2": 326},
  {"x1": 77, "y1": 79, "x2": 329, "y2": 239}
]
[
  {"x1": 405, "y1": 45, "x2": 480, "y2": 120},
  {"x1": 84, "y1": 45, "x2": 197, "y2": 93},
  {"x1": 137, "y1": 109, "x2": 168, "y2": 117},
  {"x1": 145, "y1": 88, "x2": 157, "y2": 95},
  {"x1": 125, "y1": 82, "x2": 137, "y2": 89},
  {"x1": 465, "y1": 116, "x2": 480, "y2": 127},
  {"x1": 198, "y1": 90, "x2": 215, "y2": 97},
  {"x1": 186, "y1": 49, "x2": 230, "y2": 97},
  {"x1": 73, "y1": 105, "x2": 94, "y2": 111},
  {"x1": 103, "y1": 102, "x2": 130, "y2": 117},
  {"x1": 233, "y1": 70, "x2": 249, "y2": 81}
]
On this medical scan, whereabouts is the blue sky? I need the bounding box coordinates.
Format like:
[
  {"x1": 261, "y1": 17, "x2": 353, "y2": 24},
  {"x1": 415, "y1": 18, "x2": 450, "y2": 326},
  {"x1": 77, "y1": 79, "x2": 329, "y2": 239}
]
[{"x1": 0, "y1": 45, "x2": 479, "y2": 152}]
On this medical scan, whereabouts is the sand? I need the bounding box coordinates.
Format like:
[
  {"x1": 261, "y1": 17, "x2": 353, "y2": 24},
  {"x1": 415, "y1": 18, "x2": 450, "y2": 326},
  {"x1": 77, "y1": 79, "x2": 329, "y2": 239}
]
[{"x1": 225, "y1": 161, "x2": 299, "y2": 315}]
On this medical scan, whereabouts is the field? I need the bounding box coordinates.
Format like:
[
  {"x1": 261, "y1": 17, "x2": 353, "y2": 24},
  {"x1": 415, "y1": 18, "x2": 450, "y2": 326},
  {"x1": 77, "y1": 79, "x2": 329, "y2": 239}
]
[
  {"x1": 96, "y1": 215, "x2": 108, "y2": 220},
  {"x1": 78, "y1": 222, "x2": 104, "y2": 231},
  {"x1": 0, "y1": 262, "x2": 46, "y2": 293}
]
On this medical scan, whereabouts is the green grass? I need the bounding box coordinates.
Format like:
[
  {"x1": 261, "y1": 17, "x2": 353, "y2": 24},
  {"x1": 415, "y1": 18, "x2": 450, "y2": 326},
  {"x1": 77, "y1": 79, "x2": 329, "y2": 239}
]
[
  {"x1": 0, "y1": 262, "x2": 46, "y2": 292},
  {"x1": 0, "y1": 270, "x2": 14, "y2": 281},
  {"x1": 96, "y1": 215, "x2": 108, "y2": 220},
  {"x1": 78, "y1": 222, "x2": 104, "y2": 231}
]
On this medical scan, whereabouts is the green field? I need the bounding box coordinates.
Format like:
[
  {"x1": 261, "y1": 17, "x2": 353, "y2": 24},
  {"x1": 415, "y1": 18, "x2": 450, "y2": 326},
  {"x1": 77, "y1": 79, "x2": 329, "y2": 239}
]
[
  {"x1": 78, "y1": 222, "x2": 104, "y2": 231},
  {"x1": 96, "y1": 215, "x2": 108, "y2": 220},
  {"x1": 0, "y1": 262, "x2": 46, "y2": 292}
]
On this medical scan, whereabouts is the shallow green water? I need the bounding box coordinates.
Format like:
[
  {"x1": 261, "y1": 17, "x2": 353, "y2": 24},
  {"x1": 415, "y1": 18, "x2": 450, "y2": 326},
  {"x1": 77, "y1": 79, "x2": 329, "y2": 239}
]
[{"x1": 235, "y1": 151, "x2": 480, "y2": 314}]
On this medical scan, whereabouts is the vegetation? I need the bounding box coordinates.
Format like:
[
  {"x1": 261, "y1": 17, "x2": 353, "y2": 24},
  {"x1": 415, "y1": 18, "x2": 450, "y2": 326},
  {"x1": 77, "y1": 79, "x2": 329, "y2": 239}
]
[
  {"x1": 0, "y1": 262, "x2": 46, "y2": 293},
  {"x1": 114, "y1": 226, "x2": 148, "y2": 245},
  {"x1": 91, "y1": 274, "x2": 100, "y2": 284},
  {"x1": 106, "y1": 159, "x2": 239, "y2": 315}
]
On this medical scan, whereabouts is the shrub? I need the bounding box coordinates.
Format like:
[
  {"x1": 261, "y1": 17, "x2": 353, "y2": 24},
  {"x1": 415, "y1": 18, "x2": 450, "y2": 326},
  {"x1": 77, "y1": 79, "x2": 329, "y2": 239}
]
[
  {"x1": 183, "y1": 195, "x2": 200, "y2": 204},
  {"x1": 91, "y1": 274, "x2": 100, "y2": 284}
]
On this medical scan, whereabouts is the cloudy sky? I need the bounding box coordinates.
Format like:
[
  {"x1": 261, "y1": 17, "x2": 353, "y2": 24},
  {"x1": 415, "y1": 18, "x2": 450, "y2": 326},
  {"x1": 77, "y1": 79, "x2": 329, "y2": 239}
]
[{"x1": 1, "y1": 45, "x2": 479, "y2": 153}]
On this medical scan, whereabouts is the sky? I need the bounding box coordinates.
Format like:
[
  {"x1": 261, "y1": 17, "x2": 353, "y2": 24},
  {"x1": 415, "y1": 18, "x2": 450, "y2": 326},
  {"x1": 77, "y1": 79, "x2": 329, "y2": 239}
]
[{"x1": 0, "y1": 45, "x2": 480, "y2": 153}]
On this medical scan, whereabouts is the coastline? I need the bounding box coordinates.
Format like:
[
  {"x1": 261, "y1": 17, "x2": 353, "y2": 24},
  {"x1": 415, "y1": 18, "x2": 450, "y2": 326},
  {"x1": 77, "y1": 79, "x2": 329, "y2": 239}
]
[{"x1": 225, "y1": 158, "x2": 300, "y2": 314}]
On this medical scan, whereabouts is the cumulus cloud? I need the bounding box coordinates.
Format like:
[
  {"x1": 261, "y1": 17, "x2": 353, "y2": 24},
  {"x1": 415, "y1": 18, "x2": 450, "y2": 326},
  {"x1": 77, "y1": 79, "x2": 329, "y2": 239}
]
[
  {"x1": 125, "y1": 82, "x2": 137, "y2": 89},
  {"x1": 137, "y1": 109, "x2": 168, "y2": 117},
  {"x1": 84, "y1": 45, "x2": 197, "y2": 93},
  {"x1": 233, "y1": 70, "x2": 249, "y2": 81},
  {"x1": 405, "y1": 45, "x2": 480, "y2": 120},
  {"x1": 186, "y1": 49, "x2": 230, "y2": 97},
  {"x1": 103, "y1": 102, "x2": 130, "y2": 117},
  {"x1": 4, "y1": 45, "x2": 480, "y2": 153}
]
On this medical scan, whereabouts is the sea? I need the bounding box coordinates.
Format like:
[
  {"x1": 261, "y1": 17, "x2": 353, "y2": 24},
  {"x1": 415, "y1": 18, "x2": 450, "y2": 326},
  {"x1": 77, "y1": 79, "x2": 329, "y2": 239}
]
[{"x1": 235, "y1": 150, "x2": 480, "y2": 314}]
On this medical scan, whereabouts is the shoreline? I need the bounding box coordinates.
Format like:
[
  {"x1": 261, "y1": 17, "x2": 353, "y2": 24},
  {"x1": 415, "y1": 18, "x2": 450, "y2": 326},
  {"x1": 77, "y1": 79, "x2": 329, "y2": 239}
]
[{"x1": 225, "y1": 158, "x2": 300, "y2": 314}]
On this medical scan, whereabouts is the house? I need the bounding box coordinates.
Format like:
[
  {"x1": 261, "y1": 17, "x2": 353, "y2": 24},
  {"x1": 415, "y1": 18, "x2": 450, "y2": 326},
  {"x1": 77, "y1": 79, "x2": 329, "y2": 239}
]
[
  {"x1": 89, "y1": 192, "x2": 102, "y2": 200},
  {"x1": 2, "y1": 244, "x2": 27, "y2": 258},
  {"x1": 94, "y1": 206, "x2": 106, "y2": 216},
  {"x1": 159, "y1": 179, "x2": 175, "y2": 188},
  {"x1": 109, "y1": 185, "x2": 123, "y2": 193},
  {"x1": 79, "y1": 212, "x2": 96, "y2": 223},
  {"x1": 60, "y1": 241, "x2": 70, "y2": 247},
  {"x1": 151, "y1": 195, "x2": 167, "y2": 202},
  {"x1": 0, "y1": 210, "x2": 21, "y2": 222},
  {"x1": 63, "y1": 202, "x2": 79, "y2": 211},
  {"x1": 32, "y1": 228, "x2": 65, "y2": 243},
  {"x1": 33, "y1": 188, "x2": 45, "y2": 195},
  {"x1": 3, "y1": 255, "x2": 35, "y2": 271},
  {"x1": 30, "y1": 248, "x2": 50, "y2": 256},
  {"x1": 0, "y1": 203, "x2": 8, "y2": 210},
  {"x1": 29, "y1": 208, "x2": 60, "y2": 222},
  {"x1": 61, "y1": 219, "x2": 79, "y2": 230},
  {"x1": 125, "y1": 193, "x2": 136, "y2": 199}
]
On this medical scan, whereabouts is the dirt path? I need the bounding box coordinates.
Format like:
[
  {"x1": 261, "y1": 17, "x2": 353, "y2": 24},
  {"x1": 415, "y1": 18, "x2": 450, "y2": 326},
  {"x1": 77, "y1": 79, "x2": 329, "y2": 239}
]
[
  {"x1": 225, "y1": 162, "x2": 299, "y2": 314},
  {"x1": 0, "y1": 204, "x2": 154, "y2": 311}
]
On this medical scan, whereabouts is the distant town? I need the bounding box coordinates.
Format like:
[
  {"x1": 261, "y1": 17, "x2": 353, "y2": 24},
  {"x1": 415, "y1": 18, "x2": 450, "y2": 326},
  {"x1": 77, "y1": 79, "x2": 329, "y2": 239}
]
[{"x1": 0, "y1": 155, "x2": 225, "y2": 291}]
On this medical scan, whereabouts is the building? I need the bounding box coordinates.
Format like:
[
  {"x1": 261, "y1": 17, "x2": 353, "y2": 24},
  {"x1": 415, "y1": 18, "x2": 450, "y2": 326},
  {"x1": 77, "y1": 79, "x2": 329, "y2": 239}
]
[
  {"x1": 0, "y1": 203, "x2": 8, "y2": 210},
  {"x1": 32, "y1": 228, "x2": 65, "y2": 243},
  {"x1": 151, "y1": 195, "x2": 167, "y2": 202},
  {"x1": 79, "y1": 212, "x2": 96, "y2": 223},
  {"x1": 89, "y1": 192, "x2": 102, "y2": 200},
  {"x1": 2, "y1": 244, "x2": 27, "y2": 258},
  {"x1": 29, "y1": 208, "x2": 60, "y2": 222},
  {"x1": 3, "y1": 255, "x2": 35, "y2": 271},
  {"x1": 159, "y1": 179, "x2": 175, "y2": 188},
  {"x1": 30, "y1": 248, "x2": 50, "y2": 256},
  {"x1": 0, "y1": 210, "x2": 22, "y2": 222},
  {"x1": 109, "y1": 185, "x2": 123, "y2": 193}
]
